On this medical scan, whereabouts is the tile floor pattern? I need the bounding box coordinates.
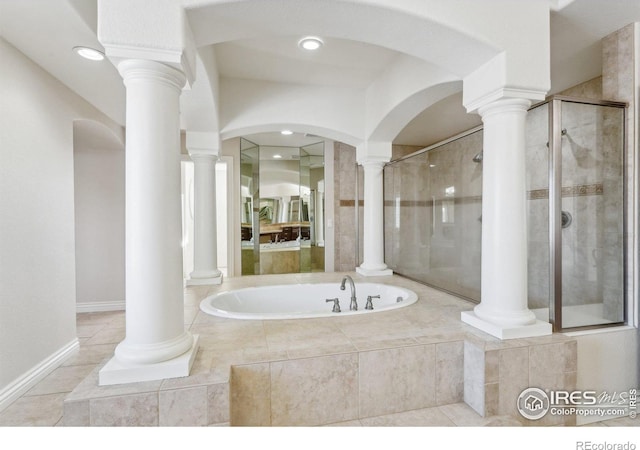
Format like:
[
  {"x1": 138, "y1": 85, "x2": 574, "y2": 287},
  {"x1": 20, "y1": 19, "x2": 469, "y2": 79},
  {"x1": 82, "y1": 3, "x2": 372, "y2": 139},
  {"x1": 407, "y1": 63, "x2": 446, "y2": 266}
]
[{"x1": 0, "y1": 272, "x2": 635, "y2": 427}]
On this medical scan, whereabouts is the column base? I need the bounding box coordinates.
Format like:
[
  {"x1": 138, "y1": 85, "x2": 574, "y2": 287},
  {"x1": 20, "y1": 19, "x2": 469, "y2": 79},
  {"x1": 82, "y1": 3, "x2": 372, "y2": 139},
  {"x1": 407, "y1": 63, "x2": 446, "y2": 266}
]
[
  {"x1": 186, "y1": 274, "x2": 223, "y2": 286},
  {"x1": 356, "y1": 266, "x2": 393, "y2": 277},
  {"x1": 98, "y1": 335, "x2": 199, "y2": 386},
  {"x1": 187, "y1": 269, "x2": 223, "y2": 285},
  {"x1": 461, "y1": 311, "x2": 552, "y2": 340}
]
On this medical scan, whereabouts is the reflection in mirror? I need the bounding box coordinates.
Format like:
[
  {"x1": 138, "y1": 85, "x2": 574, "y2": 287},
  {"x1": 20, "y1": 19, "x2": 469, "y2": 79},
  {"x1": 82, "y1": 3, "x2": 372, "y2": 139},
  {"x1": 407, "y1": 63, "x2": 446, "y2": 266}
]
[
  {"x1": 299, "y1": 149, "x2": 311, "y2": 272},
  {"x1": 240, "y1": 138, "x2": 260, "y2": 275},
  {"x1": 240, "y1": 139, "x2": 324, "y2": 275}
]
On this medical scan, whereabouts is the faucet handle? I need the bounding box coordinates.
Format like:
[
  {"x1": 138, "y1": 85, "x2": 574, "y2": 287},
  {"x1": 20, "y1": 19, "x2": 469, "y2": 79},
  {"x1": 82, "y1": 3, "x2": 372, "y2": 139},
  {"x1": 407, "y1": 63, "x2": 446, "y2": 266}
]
[
  {"x1": 326, "y1": 298, "x2": 341, "y2": 313},
  {"x1": 365, "y1": 295, "x2": 380, "y2": 310}
]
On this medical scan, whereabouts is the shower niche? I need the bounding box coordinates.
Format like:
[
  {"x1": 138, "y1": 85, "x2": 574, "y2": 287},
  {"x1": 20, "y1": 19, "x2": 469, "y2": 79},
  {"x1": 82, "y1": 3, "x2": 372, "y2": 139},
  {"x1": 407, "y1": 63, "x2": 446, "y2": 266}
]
[
  {"x1": 241, "y1": 138, "x2": 325, "y2": 275},
  {"x1": 384, "y1": 95, "x2": 627, "y2": 331}
]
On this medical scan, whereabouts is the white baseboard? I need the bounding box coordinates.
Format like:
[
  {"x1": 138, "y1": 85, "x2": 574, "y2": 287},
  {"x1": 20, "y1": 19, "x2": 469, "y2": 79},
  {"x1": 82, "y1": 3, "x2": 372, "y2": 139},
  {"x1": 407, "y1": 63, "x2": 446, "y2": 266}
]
[
  {"x1": 0, "y1": 338, "x2": 80, "y2": 413},
  {"x1": 76, "y1": 301, "x2": 125, "y2": 313}
]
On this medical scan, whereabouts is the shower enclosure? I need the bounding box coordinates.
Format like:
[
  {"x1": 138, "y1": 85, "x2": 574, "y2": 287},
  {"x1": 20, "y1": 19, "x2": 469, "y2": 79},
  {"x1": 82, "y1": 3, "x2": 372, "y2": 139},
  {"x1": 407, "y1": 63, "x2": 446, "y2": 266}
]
[
  {"x1": 384, "y1": 128, "x2": 483, "y2": 301},
  {"x1": 528, "y1": 96, "x2": 626, "y2": 330},
  {"x1": 384, "y1": 95, "x2": 627, "y2": 331}
]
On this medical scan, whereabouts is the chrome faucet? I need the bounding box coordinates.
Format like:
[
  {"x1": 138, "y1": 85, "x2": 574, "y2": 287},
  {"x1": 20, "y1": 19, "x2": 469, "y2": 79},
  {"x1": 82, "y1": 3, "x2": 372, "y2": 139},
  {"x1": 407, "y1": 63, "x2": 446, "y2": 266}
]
[
  {"x1": 326, "y1": 298, "x2": 341, "y2": 313},
  {"x1": 365, "y1": 295, "x2": 380, "y2": 310},
  {"x1": 340, "y1": 275, "x2": 357, "y2": 311}
]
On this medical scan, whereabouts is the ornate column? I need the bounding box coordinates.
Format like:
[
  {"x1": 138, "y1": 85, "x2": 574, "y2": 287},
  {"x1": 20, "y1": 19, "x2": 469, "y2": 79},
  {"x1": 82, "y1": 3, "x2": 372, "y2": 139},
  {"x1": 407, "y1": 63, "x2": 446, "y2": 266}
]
[
  {"x1": 99, "y1": 59, "x2": 199, "y2": 385},
  {"x1": 461, "y1": 98, "x2": 551, "y2": 339},
  {"x1": 356, "y1": 142, "x2": 392, "y2": 277},
  {"x1": 186, "y1": 133, "x2": 223, "y2": 285}
]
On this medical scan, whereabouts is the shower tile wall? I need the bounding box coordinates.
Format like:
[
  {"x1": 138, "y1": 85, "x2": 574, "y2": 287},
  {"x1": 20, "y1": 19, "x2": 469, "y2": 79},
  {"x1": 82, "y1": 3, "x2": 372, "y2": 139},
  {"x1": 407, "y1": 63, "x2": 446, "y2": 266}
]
[
  {"x1": 334, "y1": 142, "x2": 358, "y2": 272},
  {"x1": 603, "y1": 23, "x2": 637, "y2": 322},
  {"x1": 525, "y1": 103, "x2": 550, "y2": 310},
  {"x1": 560, "y1": 101, "x2": 621, "y2": 310},
  {"x1": 392, "y1": 144, "x2": 424, "y2": 160},
  {"x1": 559, "y1": 76, "x2": 603, "y2": 100}
]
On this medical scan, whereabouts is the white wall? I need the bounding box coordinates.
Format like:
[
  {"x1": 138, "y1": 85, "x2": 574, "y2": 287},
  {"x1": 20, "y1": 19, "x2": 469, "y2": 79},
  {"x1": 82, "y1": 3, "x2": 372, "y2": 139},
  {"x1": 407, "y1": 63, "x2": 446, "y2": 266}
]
[
  {"x1": 572, "y1": 327, "x2": 639, "y2": 425},
  {"x1": 73, "y1": 122, "x2": 125, "y2": 312},
  {"x1": 0, "y1": 38, "x2": 122, "y2": 404}
]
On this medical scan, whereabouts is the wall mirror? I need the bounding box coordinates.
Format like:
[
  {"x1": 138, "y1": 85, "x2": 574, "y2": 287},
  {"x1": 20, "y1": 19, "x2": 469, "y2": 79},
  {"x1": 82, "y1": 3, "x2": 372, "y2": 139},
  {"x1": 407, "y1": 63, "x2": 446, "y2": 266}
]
[{"x1": 241, "y1": 138, "x2": 325, "y2": 275}]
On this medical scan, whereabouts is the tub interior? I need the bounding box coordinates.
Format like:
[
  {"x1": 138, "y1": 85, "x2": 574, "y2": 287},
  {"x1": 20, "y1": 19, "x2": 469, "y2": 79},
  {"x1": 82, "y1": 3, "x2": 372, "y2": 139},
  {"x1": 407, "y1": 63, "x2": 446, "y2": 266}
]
[{"x1": 200, "y1": 282, "x2": 418, "y2": 319}]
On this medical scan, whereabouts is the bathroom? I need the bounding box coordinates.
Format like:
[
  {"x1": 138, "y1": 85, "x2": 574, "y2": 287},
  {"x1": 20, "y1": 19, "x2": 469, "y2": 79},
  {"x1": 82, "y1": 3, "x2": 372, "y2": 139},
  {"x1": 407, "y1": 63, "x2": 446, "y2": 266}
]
[{"x1": 1, "y1": 1, "x2": 638, "y2": 441}]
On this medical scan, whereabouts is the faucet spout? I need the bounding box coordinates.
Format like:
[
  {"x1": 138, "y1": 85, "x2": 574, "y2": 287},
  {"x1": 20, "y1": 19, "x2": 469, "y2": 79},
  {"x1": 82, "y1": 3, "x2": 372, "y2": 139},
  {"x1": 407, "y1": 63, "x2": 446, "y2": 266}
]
[{"x1": 340, "y1": 275, "x2": 357, "y2": 311}]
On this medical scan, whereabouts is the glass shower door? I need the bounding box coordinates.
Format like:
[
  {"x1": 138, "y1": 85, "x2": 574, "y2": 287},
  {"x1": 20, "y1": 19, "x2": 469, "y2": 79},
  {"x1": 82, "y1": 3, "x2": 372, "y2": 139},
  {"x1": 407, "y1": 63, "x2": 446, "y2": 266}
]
[
  {"x1": 383, "y1": 128, "x2": 483, "y2": 301},
  {"x1": 557, "y1": 100, "x2": 625, "y2": 328}
]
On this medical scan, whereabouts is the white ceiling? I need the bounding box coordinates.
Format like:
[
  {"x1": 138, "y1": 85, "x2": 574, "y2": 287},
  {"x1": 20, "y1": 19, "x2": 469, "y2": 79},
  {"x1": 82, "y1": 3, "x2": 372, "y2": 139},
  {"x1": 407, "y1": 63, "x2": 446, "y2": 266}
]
[
  {"x1": 240, "y1": 131, "x2": 328, "y2": 148},
  {"x1": 1, "y1": 0, "x2": 638, "y2": 147},
  {"x1": 215, "y1": 36, "x2": 401, "y2": 88}
]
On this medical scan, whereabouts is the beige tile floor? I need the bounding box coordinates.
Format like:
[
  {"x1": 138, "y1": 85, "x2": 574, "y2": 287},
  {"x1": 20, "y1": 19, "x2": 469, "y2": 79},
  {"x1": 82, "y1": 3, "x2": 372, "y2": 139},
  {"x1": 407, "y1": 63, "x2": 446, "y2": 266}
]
[{"x1": 0, "y1": 272, "x2": 635, "y2": 427}]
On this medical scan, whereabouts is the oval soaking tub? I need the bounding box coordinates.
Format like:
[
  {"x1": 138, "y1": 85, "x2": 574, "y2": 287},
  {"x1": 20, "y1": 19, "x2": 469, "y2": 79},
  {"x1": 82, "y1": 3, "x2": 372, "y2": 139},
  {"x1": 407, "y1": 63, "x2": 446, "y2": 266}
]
[{"x1": 199, "y1": 282, "x2": 418, "y2": 320}]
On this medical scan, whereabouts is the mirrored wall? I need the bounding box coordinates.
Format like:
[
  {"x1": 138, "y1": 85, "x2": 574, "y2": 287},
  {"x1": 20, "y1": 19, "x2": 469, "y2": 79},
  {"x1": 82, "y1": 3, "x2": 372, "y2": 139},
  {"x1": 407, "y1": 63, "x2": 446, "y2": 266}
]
[{"x1": 241, "y1": 138, "x2": 325, "y2": 275}]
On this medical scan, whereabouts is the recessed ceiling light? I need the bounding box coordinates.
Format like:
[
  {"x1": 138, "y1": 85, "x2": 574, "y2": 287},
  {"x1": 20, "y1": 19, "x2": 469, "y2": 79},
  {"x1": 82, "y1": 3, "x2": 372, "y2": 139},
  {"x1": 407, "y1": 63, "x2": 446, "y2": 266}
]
[
  {"x1": 273, "y1": 154, "x2": 283, "y2": 159},
  {"x1": 298, "y1": 36, "x2": 323, "y2": 51},
  {"x1": 73, "y1": 46, "x2": 105, "y2": 61},
  {"x1": 281, "y1": 130, "x2": 293, "y2": 135}
]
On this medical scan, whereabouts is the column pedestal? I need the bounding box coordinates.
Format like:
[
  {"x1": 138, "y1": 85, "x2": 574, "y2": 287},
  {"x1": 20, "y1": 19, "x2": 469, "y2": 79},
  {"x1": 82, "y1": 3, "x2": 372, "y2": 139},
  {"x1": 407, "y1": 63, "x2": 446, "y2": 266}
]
[
  {"x1": 99, "y1": 59, "x2": 198, "y2": 385},
  {"x1": 461, "y1": 98, "x2": 551, "y2": 339}
]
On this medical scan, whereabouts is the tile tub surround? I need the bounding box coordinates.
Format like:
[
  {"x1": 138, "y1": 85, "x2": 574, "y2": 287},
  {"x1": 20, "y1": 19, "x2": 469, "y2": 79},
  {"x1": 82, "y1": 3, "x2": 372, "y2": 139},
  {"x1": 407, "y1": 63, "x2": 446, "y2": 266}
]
[
  {"x1": 46, "y1": 272, "x2": 588, "y2": 427},
  {"x1": 463, "y1": 333, "x2": 578, "y2": 426}
]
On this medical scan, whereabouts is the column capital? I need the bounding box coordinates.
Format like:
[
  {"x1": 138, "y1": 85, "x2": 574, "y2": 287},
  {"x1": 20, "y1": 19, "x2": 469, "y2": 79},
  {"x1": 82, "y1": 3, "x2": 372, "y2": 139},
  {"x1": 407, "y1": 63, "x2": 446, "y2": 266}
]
[
  {"x1": 463, "y1": 52, "x2": 548, "y2": 114},
  {"x1": 98, "y1": 0, "x2": 196, "y2": 86},
  {"x1": 465, "y1": 88, "x2": 546, "y2": 116},
  {"x1": 187, "y1": 148, "x2": 219, "y2": 161},
  {"x1": 477, "y1": 97, "x2": 532, "y2": 119},
  {"x1": 117, "y1": 59, "x2": 186, "y2": 92},
  {"x1": 359, "y1": 160, "x2": 386, "y2": 172}
]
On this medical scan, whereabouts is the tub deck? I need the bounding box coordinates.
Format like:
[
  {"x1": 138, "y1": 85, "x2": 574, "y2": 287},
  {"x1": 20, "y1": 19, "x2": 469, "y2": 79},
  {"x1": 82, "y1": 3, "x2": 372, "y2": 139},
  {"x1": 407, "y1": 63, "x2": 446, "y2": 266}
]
[{"x1": 58, "y1": 272, "x2": 578, "y2": 426}]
